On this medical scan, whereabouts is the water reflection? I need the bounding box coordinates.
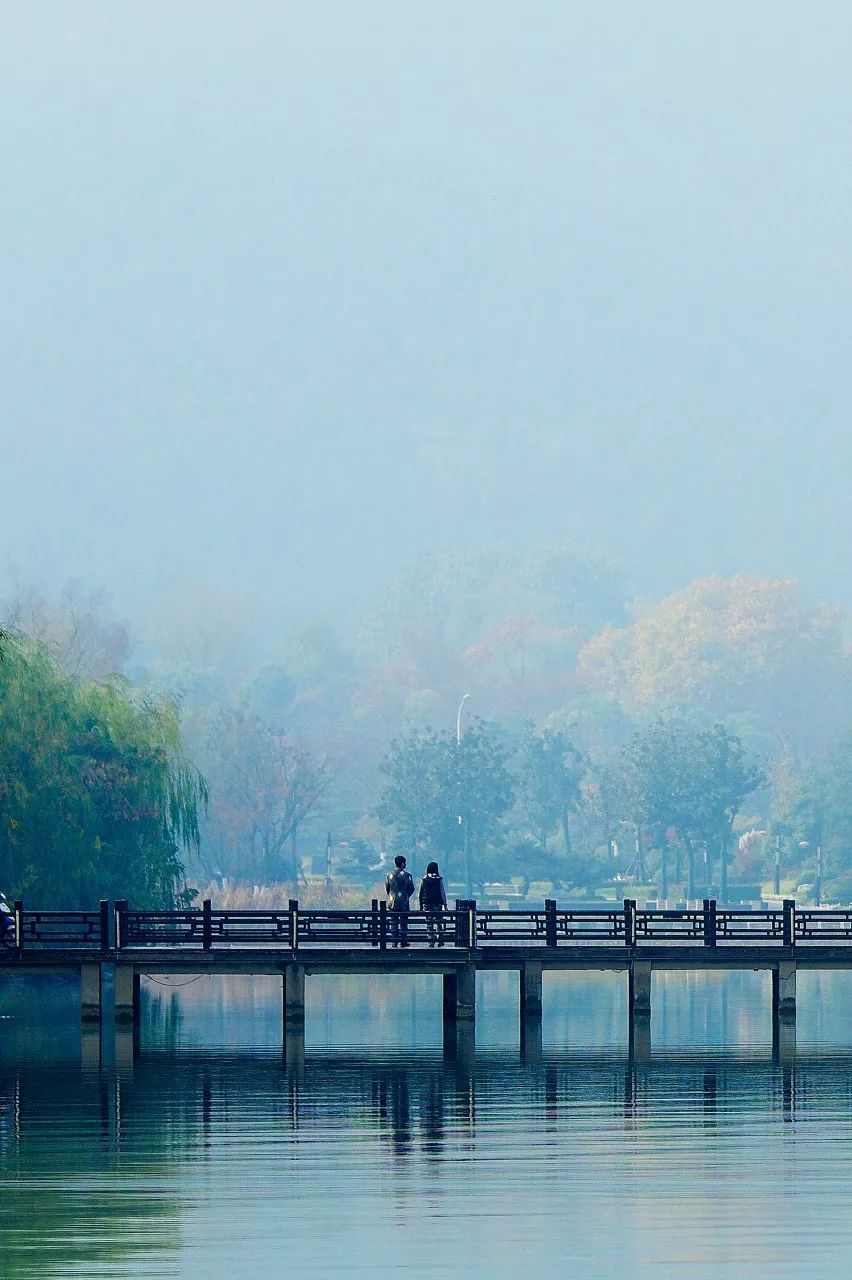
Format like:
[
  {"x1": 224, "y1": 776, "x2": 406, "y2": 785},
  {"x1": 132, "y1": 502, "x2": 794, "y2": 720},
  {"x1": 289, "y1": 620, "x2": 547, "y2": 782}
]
[{"x1": 4, "y1": 973, "x2": 852, "y2": 1277}]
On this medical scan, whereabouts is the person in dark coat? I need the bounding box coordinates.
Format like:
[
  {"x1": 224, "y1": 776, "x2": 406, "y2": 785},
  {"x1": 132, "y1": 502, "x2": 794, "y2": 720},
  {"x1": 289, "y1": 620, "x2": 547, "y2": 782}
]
[
  {"x1": 0, "y1": 893, "x2": 14, "y2": 950},
  {"x1": 418, "y1": 861, "x2": 448, "y2": 947},
  {"x1": 385, "y1": 855, "x2": 415, "y2": 948}
]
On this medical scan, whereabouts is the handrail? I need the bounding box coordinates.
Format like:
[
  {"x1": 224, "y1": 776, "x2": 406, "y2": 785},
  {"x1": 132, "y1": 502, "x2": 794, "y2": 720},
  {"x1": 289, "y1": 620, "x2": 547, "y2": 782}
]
[{"x1": 11, "y1": 899, "x2": 852, "y2": 952}]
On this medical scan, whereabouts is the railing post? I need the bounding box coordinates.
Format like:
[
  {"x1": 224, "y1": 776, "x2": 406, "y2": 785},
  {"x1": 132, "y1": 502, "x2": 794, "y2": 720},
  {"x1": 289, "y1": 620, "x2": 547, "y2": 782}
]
[
  {"x1": 624, "y1": 899, "x2": 636, "y2": 948},
  {"x1": 289, "y1": 899, "x2": 299, "y2": 951},
  {"x1": 468, "y1": 900, "x2": 477, "y2": 950},
  {"x1": 113, "y1": 901, "x2": 126, "y2": 952},
  {"x1": 202, "y1": 899, "x2": 213, "y2": 951},
  {"x1": 703, "y1": 898, "x2": 717, "y2": 948},
  {"x1": 545, "y1": 898, "x2": 557, "y2": 948},
  {"x1": 115, "y1": 899, "x2": 127, "y2": 951},
  {"x1": 783, "y1": 898, "x2": 795, "y2": 948},
  {"x1": 379, "y1": 900, "x2": 388, "y2": 951},
  {"x1": 371, "y1": 898, "x2": 379, "y2": 947},
  {"x1": 99, "y1": 899, "x2": 110, "y2": 954},
  {"x1": 13, "y1": 900, "x2": 23, "y2": 953}
]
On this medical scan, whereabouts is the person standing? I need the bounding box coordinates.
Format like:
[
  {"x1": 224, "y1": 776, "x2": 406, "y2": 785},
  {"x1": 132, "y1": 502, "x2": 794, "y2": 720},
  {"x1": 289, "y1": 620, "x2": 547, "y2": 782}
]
[
  {"x1": 418, "y1": 861, "x2": 448, "y2": 947},
  {"x1": 385, "y1": 855, "x2": 415, "y2": 948},
  {"x1": 0, "y1": 893, "x2": 15, "y2": 950}
]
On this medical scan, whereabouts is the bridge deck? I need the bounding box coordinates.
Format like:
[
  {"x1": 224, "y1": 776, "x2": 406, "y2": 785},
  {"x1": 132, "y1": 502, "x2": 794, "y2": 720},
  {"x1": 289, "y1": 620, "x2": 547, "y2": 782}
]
[{"x1": 5, "y1": 943, "x2": 852, "y2": 973}]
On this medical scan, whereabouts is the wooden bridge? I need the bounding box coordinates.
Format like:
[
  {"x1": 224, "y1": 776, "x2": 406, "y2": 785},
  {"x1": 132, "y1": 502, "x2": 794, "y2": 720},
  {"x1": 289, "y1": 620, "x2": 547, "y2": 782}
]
[{"x1": 4, "y1": 896, "x2": 850, "y2": 1062}]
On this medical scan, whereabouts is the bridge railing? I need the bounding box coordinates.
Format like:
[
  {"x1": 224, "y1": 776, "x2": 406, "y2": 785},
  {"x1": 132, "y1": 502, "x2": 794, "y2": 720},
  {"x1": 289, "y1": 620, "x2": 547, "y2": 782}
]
[
  {"x1": 795, "y1": 909, "x2": 852, "y2": 942},
  {"x1": 13, "y1": 896, "x2": 852, "y2": 953},
  {"x1": 716, "y1": 908, "x2": 785, "y2": 942},
  {"x1": 635, "y1": 908, "x2": 705, "y2": 943},
  {"x1": 119, "y1": 906, "x2": 203, "y2": 949},
  {"x1": 557, "y1": 907, "x2": 628, "y2": 944},
  {"x1": 11, "y1": 903, "x2": 108, "y2": 951}
]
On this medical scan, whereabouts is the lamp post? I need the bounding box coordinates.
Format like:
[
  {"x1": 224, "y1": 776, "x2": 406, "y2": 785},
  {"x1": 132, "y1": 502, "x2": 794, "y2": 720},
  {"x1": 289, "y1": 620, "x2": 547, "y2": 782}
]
[
  {"x1": 773, "y1": 835, "x2": 781, "y2": 897},
  {"x1": 456, "y1": 694, "x2": 472, "y2": 895},
  {"x1": 799, "y1": 839, "x2": 823, "y2": 907},
  {"x1": 456, "y1": 693, "x2": 471, "y2": 745}
]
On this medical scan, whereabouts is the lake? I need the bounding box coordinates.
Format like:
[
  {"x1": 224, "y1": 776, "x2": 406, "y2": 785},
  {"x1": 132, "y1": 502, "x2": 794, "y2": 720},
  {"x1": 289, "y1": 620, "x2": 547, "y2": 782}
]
[{"x1": 3, "y1": 968, "x2": 852, "y2": 1278}]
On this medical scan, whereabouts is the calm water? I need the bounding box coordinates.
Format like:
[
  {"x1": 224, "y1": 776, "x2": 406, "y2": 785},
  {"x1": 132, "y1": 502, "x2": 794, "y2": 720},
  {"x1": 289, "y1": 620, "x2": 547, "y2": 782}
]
[{"x1": 4, "y1": 969, "x2": 852, "y2": 1278}]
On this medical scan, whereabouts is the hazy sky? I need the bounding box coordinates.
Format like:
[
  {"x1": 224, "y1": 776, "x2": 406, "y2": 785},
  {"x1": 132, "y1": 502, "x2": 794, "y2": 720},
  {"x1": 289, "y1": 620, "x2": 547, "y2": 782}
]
[{"x1": 3, "y1": 1, "x2": 851, "y2": 623}]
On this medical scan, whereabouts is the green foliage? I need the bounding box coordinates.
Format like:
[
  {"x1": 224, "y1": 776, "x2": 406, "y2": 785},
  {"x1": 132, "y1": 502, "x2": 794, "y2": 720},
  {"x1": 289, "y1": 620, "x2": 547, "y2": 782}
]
[
  {"x1": 518, "y1": 725, "x2": 584, "y2": 852},
  {"x1": 377, "y1": 718, "x2": 515, "y2": 879},
  {"x1": 771, "y1": 737, "x2": 852, "y2": 900},
  {"x1": 620, "y1": 715, "x2": 763, "y2": 896},
  {"x1": 0, "y1": 632, "x2": 206, "y2": 907}
]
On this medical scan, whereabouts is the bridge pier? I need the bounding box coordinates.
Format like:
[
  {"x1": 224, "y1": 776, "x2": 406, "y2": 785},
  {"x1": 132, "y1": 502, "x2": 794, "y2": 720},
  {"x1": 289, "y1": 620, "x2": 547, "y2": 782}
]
[
  {"x1": 520, "y1": 961, "x2": 543, "y2": 1063},
  {"x1": 443, "y1": 966, "x2": 476, "y2": 1062},
  {"x1": 772, "y1": 961, "x2": 796, "y2": 1021},
  {"x1": 282, "y1": 963, "x2": 306, "y2": 1063},
  {"x1": 442, "y1": 965, "x2": 476, "y2": 1024},
  {"x1": 629, "y1": 961, "x2": 652, "y2": 1018},
  {"x1": 80, "y1": 963, "x2": 102, "y2": 1025},
  {"x1": 283, "y1": 963, "x2": 306, "y2": 1027},
  {"x1": 115, "y1": 966, "x2": 140, "y2": 1026},
  {"x1": 629, "y1": 962, "x2": 652, "y2": 1059},
  {"x1": 772, "y1": 961, "x2": 796, "y2": 1061}
]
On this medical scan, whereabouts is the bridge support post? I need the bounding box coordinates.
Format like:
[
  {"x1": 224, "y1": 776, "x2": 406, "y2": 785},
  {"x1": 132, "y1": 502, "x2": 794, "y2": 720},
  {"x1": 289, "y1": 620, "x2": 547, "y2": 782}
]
[
  {"x1": 629, "y1": 962, "x2": 652, "y2": 1059},
  {"x1": 283, "y1": 964, "x2": 306, "y2": 1026},
  {"x1": 772, "y1": 961, "x2": 796, "y2": 1061},
  {"x1": 629, "y1": 961, "x2": 652, "y2": 1018},
  {"x1": 772, "y1": 961, "x2": 796, "y2": 1021},
  {"x1": 443, "y1": 965, "x2": 475, "y2": 1060},
  {"x1": 443, "y1": 965, "x2": 476, "y2": 1024},
  {"x1": 520, "y1": 961, "x2": 543, "y2": 1063},
  {"x1": 80, "y1": 962, "x2": 102, "y2": 1025},
  {"x1": 283, "y1": 965, "x2": 306, "y2": 1063},
  {"x1": 115, "y1": 967, "x2": 140, "y2": 1026},
  {"x1": 520, "y1": 961, "x2": 543, "y2": 1020}
]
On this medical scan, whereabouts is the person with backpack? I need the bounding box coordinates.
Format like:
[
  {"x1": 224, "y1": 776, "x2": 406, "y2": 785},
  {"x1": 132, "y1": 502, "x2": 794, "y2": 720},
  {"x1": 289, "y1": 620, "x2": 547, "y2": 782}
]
[
  {"x1": 385, "y1": 855, "x2": 415, "y2": 948},
  {"x1": 0, "y1": 894, "x2": 15, "y2": 950},
  {"x1": 418, "y1": 861, "x2": 448, "y2": 948}
]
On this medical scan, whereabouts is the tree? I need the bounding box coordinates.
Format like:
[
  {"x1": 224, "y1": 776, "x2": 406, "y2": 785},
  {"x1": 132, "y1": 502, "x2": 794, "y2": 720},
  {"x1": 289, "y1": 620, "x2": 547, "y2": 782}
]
[
  {"x1": 199, "y1": 710, "x2": 333, "y2": 890},
  {"x1": 580, "y1": 576, "x2": 851, "y2": 751},
  {"x1": 2, "y1": 584, "x2": 130, "y2": 679},
  {"x1": 621, "y1": 716, "x2": 762, "y2": 898},
  {"x1": 0, "y1": 631, "x2": 206, "y2": 906},
  {"x1": 518, "y1": 726, "x2": 585, "y2": 853},
  {"x1": 377, "y1": 718, "x2": 515, "y2": 891},
  {"x1": 771, "y1": 737, "x2": 852, "y2": 903}
]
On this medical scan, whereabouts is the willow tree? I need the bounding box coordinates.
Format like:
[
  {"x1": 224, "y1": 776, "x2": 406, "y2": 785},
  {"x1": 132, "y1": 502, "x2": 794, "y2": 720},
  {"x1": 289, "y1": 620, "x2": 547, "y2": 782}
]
[{"x1": 0, "y1": 631, "x2": 207, "y2": 907}]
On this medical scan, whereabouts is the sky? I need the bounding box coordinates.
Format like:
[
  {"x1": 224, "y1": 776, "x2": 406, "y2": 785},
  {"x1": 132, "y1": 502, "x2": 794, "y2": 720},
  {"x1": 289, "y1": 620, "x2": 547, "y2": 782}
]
[{"x1": 2, "y1": 0, "x2": 851, "y2": 627}]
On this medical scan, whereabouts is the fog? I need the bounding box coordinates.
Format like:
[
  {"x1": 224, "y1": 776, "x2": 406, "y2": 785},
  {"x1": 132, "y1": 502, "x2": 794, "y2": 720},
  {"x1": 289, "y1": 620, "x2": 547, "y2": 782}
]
[{"x1": 2, "y1": 0, "x2": 850, "y2": 625}]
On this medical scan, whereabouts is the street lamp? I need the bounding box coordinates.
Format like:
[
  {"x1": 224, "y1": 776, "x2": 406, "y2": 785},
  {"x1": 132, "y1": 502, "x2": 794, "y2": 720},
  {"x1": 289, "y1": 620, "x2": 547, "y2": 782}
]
[
  {"x1": 456, "y1": 693, "x2": 471, "y2": 745},
  {"x1": 456, "y1": 694, "x2": 472, "y2": 895},
  {"x1": 799, "y1": 840, "x2": 823, "y2": 907}
]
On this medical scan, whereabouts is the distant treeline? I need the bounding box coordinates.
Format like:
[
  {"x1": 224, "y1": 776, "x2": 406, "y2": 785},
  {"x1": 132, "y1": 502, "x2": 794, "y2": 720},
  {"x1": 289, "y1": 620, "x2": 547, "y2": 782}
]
[{"x1": 2, "y1": 547, "x2": 851, "y2": 905}]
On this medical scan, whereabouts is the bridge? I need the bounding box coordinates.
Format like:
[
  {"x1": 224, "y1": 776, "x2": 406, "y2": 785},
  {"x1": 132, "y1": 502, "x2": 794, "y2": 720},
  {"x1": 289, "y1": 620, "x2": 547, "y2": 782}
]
[{"x1": 3, "y1": 896, "x2": 850, "y2": 1063}]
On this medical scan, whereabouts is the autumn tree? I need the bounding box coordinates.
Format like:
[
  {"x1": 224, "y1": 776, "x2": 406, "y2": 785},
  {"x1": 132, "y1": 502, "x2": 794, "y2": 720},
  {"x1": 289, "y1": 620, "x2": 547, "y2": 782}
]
[
  {"x1": 580, "y1": 576, "x2": 851, "y2": 751},
  {"x1": 199, "y1": 709, "x2": 332, "y2": 889}
]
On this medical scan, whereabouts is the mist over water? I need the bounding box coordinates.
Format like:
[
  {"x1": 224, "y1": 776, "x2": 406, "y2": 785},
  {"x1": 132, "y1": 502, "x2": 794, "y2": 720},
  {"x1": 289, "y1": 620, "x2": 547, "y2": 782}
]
[
  {"x1": 5, "y1": 974, "x2": 852, "y2": 1278},
  {"x1": 3, "y1": 4, "x2": 852, "y2": 1276}
]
